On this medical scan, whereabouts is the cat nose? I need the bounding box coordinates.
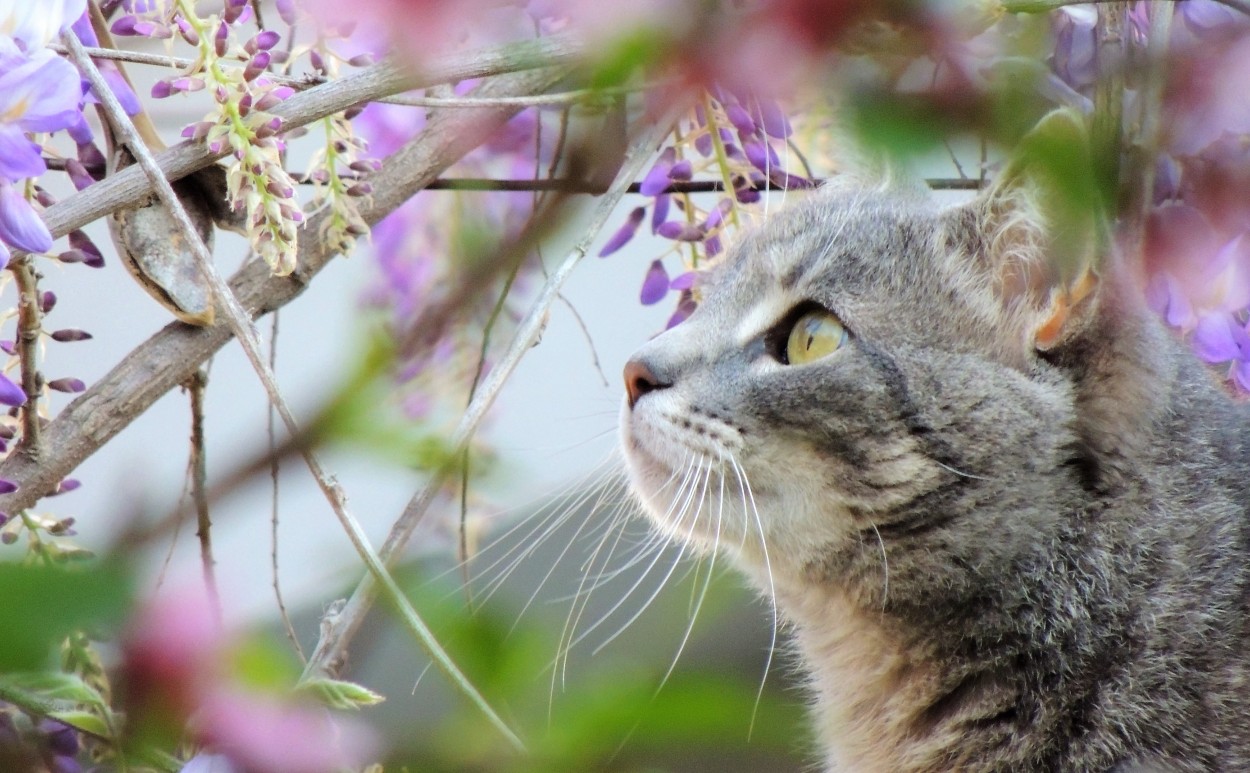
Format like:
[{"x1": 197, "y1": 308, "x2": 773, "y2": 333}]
[{"x1": 624, "y1": 357, "x2": 669, "y2": 408}]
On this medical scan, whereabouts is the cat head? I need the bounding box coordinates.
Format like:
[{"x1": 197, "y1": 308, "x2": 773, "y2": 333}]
[{"x1": 619, "y1": 111, "x2": 1114, "y2": 601}]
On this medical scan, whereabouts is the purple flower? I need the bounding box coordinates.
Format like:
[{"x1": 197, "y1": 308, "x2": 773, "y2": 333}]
[
  {"x1": 651, "y1": 194, "x2": 670, "y2": 234},
  {"x1": 1, "y1": 1, "x2": 87, "y2": 49},
  {"x1": 599, "y1": 206, "x2": 645, "y2": 257},
  {"x1": 247, "y1": 30, "x2": 281, "y2": 53},
  {"x1": 37, "y1": 718, "x2": 79, "y2": 758},
  {"x1": 68, "y1": 229, "x2": 104, "y2": 267},
  {"x1": 0, "y1": 374, "x2": 26, "y2": 407},
  {"x1": 1192, "y1": 312, "x2": 1247, "y2": 363},
  {"x1": 666, "y1": 290, "x2": 697, "y2": 329},
  {"x1": 669, "y1": 271, "x2": 696, "y2": 291},
  {"x1": 50, "y1": 329, "x2": 92, "y2": 342},
  {"x1": 755, "y1": 99, "x2": 792, "y2": 139},
  {"x1": 640, "y1": 148, "x2": 676, "y2": 196},
  {"x1": 743, "y1": 139, "x2": 780, "y2": 173},
  {"x1": 276, "y1": 0, "x2": 298, "y2": 24},
  {"x1": 0, "y1": 180, "x2": 52, "y2": 254},
  {"x1": 62, "y1": 159, "x2": 93, "y2": 192},
  {"x1": 0, "y1": 41, "x2": 84, "y2": 182},
  {"x1": 0, "y1": 479, "x2": 17, "y2": 494},
  {"x1": 640, "y1": 259, "x2": 669, "y2": 305},
  {"x1": 725, "y1": 103, "x2": 756, "y2": 135},
  {"x1": 1178, "y1": 0, "x2": 1250, "y2": 40},
  {"x1": 47, "y1": 377, "x2": 86, "y2": 393},
  {"x1": 1052, "y1": 6, "x2": 1098, "y2": 93},
  {"x1": 657, "y1": 220, "x2": 705, "y2": 242},
  {"x1": 72, "y1": 12, "x2": 141, "y2": 116}
]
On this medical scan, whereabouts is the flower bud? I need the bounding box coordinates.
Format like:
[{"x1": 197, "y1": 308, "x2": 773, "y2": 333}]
[{"x1": 47, "y1": 378, "x2": 86, "y2": 394}]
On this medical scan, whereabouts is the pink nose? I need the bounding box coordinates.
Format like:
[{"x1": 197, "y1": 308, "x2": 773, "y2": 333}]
[{"x1": 623, "y1": 358, "x2": 665, "y2": 408}]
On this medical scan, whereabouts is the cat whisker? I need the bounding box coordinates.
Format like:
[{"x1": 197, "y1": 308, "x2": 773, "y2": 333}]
[
  {"x1": 551, "y1": 451, "x2": 701, "y2": 693},
  {"x1": 730, "y1": 454, "x2": 778, "y2": 740},
  {"x1": 869, "y1": 519, "x2": 889, "y2": 610},
  {"x1": 550, "y1": 503, "x2": 637, "y2": 710},
  {"x1": 505, "y1": 477, "x2": 631, "y2": 632},
  {"x1": 932, "y1": 458, "x2": 991, "y2": 480},
  {"x1": 467, "y1": 465, "x2": 624, "y2": 606},
  {"x1": 441, "y1": 452, "x2": 620, "y2": 592},
  {"x1": 656, "y1": 450, "x2": 729, "y2": 691},
  {"x1": 584, "y1": 456, "x2": 715, "y2": 656}
]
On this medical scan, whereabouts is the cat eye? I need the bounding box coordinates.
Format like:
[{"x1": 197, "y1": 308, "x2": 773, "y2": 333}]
[{"x1": 783, "y1": 309, "x2": 847, "y2": 365}]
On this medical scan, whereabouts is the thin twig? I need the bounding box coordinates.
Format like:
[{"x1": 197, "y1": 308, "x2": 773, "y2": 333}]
[
  {"x1": 269, "y1": 311, "x2": 305, "y2": 662},
  {"x1": 63, "y1": 29, "x2": 527, "y2": 752},
  {"x1": 557, "y1": 293, "x2": 610, "y2": 389},
  {"x1": 301, "y1": 111, "x2": 681, "y2": 681},
  {"x1": 11, "y1": 256, "x2": 43, "y2": 459},
  {"x1": 185, "y1": 369, "x2": 222, "y2": 628}
]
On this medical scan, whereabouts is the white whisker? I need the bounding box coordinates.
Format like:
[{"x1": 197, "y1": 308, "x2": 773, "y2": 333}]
[{"x1": 731, "y1": 455, "x2": 778, "y2": 740}]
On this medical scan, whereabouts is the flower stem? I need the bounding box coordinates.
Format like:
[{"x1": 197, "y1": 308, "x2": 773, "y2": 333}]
[{"x1": 11, "y1": 255, "x2": 42, "y2": 459}]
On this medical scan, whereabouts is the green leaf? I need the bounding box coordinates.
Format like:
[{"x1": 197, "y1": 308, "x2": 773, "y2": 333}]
[
  {"x1": 849, "y1": 93, "x2": 948, "y2": 158},
  {"x1": 297, "y1": 677, "x2": 386, "y2": 710},
  {"x1": 0, "y1": 672, "x2": 105, "y2": 706},
  {"x1": 48, "y1": 710, "x2": 111, "y2": 738},
  {"x1": 0, "y1": 561, "x2": 132, "y2": 671}
]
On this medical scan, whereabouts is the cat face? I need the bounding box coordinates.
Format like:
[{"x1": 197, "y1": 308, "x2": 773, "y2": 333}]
[{"x1": 619, "y1": 183, "x2": 1082, "y2": 599}]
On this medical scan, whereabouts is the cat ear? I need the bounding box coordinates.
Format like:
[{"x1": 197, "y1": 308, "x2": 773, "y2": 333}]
[{"x1": 949, "y1": 109, "x2": 1106, "y2": 351}]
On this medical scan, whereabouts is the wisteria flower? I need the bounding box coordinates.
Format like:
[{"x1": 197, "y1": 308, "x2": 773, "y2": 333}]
[
  {"x1": 0, "y1": 39, "x2": 83, "y2": 182},
  {"x1": 124, "y1": 589, "x2": 379, "y2": 773},
  {"x1": 0, "y1": 180, "x2": 53, "y2": 259},
  {"x1": 0, "y1": 0, "x2": 86, "y2": 50}
]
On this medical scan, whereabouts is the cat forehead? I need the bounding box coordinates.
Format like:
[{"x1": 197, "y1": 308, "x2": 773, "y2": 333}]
[{"x1": 706, "y1": 187, "x2": 943, "y2": 335}]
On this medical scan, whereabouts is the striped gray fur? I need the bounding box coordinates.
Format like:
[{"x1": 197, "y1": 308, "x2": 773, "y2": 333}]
[{"x1": 619, "y1": 177, "x2": 1250, "y2": 771}]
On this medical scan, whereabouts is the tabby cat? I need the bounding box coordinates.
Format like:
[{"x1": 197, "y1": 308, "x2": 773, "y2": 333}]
[{"x1": 619, "y1": 115, "x2": 1250, "y2": 771}]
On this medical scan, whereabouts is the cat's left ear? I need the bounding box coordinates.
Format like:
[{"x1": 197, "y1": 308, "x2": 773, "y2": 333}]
[{"x1": 945, "y1": 109, "x2": 1107, "y2": 352}]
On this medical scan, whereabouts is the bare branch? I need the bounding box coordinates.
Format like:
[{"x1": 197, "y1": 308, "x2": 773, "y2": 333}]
[
  {"x1": 48, "y1": 41, "x2": 616, "y2": 108},
  {"x1": 11, "y1": 257, "x2": 44, "y2": 458},
  {"x1": 37, "y1": 33, "x2": 585, "y2": 246}
]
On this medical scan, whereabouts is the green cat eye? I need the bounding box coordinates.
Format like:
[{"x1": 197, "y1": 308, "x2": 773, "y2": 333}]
[{"x1": 785, "y1": 309, "x2": 847, "y2": 365}]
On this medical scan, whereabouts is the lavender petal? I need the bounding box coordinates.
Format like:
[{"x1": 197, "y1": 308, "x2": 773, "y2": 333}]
[
  {"x1": 640, "y1": 259, "x2": 670, "y2": 305},
  {"x1": 640, "y1": 147, "x2": 676, "y2": 196},
  {"x1": 599, "y1": 206, "x2": 645, "y2": 257},
  {"x1": 0, "y1": 374, "x2": 26, "y2": 407},
  {"x1": 0, "y1": 182, "x2": 53, "y2": 254}
]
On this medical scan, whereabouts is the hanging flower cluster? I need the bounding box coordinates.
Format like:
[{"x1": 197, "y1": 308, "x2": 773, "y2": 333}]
[{"x1": 114, "y1": 0, "x2": 303, "y2": 274}]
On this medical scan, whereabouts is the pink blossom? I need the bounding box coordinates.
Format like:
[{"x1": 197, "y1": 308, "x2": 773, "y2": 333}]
[
  {"x1": 194, "y1": 690, "x2": 377, "y2": 773},
  {"x1": 125, "y1": 590, "x2": 379, "y2": 773}
]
